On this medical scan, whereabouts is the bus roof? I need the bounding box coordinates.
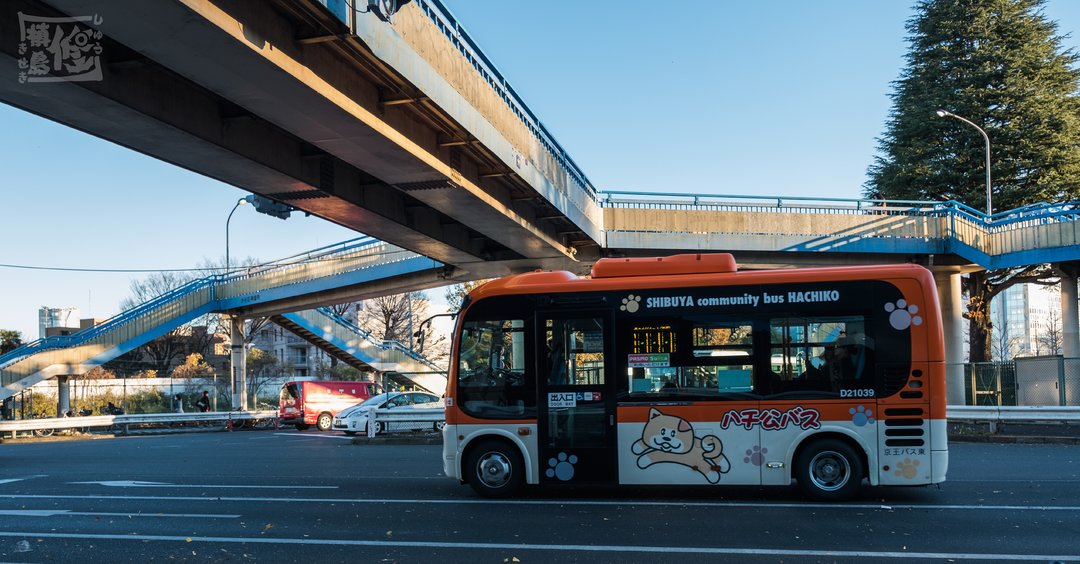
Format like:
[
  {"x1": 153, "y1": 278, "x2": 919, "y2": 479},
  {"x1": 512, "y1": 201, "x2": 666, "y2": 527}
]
[{"x1": 469, "y1": 254, "x2": 935, "y2": 302}]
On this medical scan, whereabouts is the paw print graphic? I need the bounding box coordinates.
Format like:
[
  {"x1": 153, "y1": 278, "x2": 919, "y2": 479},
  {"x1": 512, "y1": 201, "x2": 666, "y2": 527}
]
[
  {"x1": 885, "y1": 300, "x2": 923, "y2": 330},
  {"x1": 545, "y1": 452, "x2": 578, "y2": 481},
  {"x1": 894, "y1": 457, "x2": 920, "y2": 479},
  {"x1": 620, "y1": 294, "x2": 642, "y2": 313},
  {"x1": 850, "y1": 405, "x2": 875, "y2": 426},
  {"x1": 743, "y1": 445, "x2": 767, "y2": 466}
]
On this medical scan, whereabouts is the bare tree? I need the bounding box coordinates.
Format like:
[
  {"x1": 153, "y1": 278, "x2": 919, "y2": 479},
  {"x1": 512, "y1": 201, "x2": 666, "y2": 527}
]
[
  {"x1": 355, "y1": 291, "x2": 449, "y2": 366},
  {"x1": 246, "y1": 347, "x2": 292, "y2": 408},
  {"x1": 1037, "y1": 305, "x2": 1064, "y2": 356},
  {"x1": 991, "y1": 332, "x2": 1023, "y2": 362}
]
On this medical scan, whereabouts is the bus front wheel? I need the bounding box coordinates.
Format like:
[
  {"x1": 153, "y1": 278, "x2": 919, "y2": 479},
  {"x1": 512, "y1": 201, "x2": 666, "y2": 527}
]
[
  {"x1": 796, "y1": 438, "x2": 863, "y2": 501},
  {"x1": 466, "y1": 440, "x2": 523, "y2": 498}
]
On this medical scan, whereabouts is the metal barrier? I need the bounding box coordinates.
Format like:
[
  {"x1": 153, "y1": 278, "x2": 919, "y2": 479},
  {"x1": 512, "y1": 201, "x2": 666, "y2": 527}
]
[
  {"x1": 947, "y1": 405, "x2": 1080, "y2": 433},
  {"x1": 0, "y1": 410, "x2": 278, "y2": 438},
  {"x1": 366, "y1": 408, "x2": 444, "y2": 437}
]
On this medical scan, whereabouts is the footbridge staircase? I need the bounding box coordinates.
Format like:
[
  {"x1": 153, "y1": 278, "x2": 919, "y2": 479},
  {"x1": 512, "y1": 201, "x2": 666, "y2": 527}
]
[
  {"x1": 0, "y1": 238, "x2": 445, "y2": 400},
  {"x1": 272, "y1": 308, "x2": 446, "y2": 394}
]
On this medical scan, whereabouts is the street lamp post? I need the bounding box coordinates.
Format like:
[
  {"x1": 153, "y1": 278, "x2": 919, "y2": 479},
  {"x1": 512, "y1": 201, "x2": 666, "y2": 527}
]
[
  {"x1": 225, "y1": 197, "x2": 249, "y2": 274},
  {"x1": 935, "y1": 109, "x2": 992, "y2": 216}
]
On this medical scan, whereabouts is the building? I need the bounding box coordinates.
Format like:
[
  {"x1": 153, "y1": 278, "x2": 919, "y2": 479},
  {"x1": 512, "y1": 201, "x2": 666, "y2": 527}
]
[
  {"x1": 38, "y1": 306, "x2": 79, "y2": 338},
  {"x1": 250, "y1": 321, "x2": 337, "y2": 379},
  {"x1": 991, "y1": 283, "x2": 1064, "y2": 359}
]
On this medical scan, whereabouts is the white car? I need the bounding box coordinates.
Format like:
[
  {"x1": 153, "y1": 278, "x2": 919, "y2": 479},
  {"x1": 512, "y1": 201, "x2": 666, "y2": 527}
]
[{"x1": 331, "y1": 391, "x2": 442, "y2": 435}]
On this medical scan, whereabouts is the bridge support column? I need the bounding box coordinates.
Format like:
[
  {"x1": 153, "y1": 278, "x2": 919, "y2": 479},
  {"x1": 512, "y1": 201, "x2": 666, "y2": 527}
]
[
  {"x1": 935, "y1": 270, "x2": 966, "y2": 405},
  {"x1": 56, "y1": 375, "x2": 70, "y2": 417},
  {"x1": 230, "y1": 316, "x2": 248, "y2": 411},
  {"x1": 1059, "y1": 265, "x2": 1079, "y2": 359}
]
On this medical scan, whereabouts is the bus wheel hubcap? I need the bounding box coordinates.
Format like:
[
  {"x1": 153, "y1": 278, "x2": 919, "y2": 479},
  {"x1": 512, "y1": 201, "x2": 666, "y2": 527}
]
[
  {"x1": 477, "y1": 452, "x2": 511, "y2": 488},
  {"x1": 810, "y1": 451, "x2": 849, "y2": 491}
]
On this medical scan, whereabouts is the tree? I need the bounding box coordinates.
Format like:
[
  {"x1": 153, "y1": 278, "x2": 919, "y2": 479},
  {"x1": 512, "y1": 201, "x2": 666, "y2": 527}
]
[
  {"x1": 1037, "y1": 307, "x2": 1063, "y2": 355},
  {"x1": 991, "y1": 329, "x2": 1023, "y2": 361},
  {"x1": 245, "y1": 347, "x2": 291, "y2": 408},
  {"x1": 171, "y1": 353, "x2": 215, "y2": 380},
  {"x1": 866, "y1": 0, "x2": 1080, "y2": 361},
  {"x1": 0, "y1": 329, "x2": 22, "y2": 354},
  {"x1": 353, "y1": 291, "x2": 451, "y2": 366},
  {"x1": 119, "y1": 271, "x2": 198, "y2": 373},
  {"x1": 1036, "y1": 285, "x2": 1064, "y2": 355},
  {"x1": 313, "y1": 360, "x2": 369, "y2": 381},
  {"x1": 116, "y1": 256, "x2": 263, "y2": 374},
  {"x1": 444, "y1": 281, "x2": 487, "y2": 313}
]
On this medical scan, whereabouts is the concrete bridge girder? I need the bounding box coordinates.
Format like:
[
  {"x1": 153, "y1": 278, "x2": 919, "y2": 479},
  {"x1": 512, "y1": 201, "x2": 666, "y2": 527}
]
[
  {"x1": 0, "y1": 0, "x2": 497, "y2": 265},
  {"x1": 19, "y1": 0, "x2": 581, "y2": 262}
]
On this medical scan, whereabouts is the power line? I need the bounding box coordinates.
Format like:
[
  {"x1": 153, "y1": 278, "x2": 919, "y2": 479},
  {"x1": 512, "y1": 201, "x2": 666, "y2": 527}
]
[
  {"x1": 0, "y1": 248, "x2": 400, "y2": 275},
  {"x1": 0, "y1": 263, "x2": 219, "y2": 274}
]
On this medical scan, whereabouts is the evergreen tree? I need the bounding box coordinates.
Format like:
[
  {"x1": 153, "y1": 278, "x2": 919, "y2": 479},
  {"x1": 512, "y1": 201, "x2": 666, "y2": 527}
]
[
  {"x1": 0, "y1": 329, "x2": 22, "y2": 355},
  {"x1": 866, "y1": 0, "x2": 1080, "y2": 361}
]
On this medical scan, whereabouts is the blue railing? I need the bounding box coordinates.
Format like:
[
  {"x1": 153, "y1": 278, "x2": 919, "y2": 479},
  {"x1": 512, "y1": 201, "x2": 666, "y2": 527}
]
[
  {"x1": 600, "y1": 191, "x2": 1080, "y2": 268},
  {"x1": 988, "y1": 201, "x2": 1080, "y2": 226},
  {"x1": 315, "y1": 307, "x2": 442, "y2": 371},
  {"x1": 413, "y1": 0, "x2": 597, "y2": 200},
  {"x1": 600, "y1": 190, "x2": 1080, "y2": 228},
  {"x1": 0, "y1": 276, "x2": 215, "y2": 370},
  {"x1": 602, "y1": 190, "x2": 946, "y2": 212},
  {"x1": 0, "y1": 237, "x2": 392, "y2": 370},
  {"x1": 318, "y1": 0, "x2": 598, "y2": 201}
]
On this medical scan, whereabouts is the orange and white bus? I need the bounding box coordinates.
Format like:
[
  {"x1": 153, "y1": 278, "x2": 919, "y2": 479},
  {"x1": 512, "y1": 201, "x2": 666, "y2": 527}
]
[{"x1": 442, "y1": 254, "x2": 947, "y2": 500}]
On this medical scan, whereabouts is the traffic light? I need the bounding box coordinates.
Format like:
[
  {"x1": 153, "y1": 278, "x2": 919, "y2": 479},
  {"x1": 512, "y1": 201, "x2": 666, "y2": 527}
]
[{"x1": 244, "y1": 195, "x2": 292, "y2": 220}]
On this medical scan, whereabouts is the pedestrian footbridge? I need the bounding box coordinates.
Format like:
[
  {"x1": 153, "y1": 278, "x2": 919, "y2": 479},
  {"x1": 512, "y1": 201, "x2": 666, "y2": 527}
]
[
  {"x1": 602, "y1": 193, "x2": 1080, "y2": 270},
  {"x1": 0, "y1": 238, "x2": 447, "y2": 400}
]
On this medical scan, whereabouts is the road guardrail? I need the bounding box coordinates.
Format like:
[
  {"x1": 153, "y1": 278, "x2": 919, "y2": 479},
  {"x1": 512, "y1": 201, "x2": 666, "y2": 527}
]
[
  {"x1": 366, "y1": 408, "x2": 444, "y2": 437},
  {"x1": 947, "y1": 405, "x2": 1080, "y2": 433},
  {"x1": 0, "y1": 410, "x2": 278, "y2": 438}
]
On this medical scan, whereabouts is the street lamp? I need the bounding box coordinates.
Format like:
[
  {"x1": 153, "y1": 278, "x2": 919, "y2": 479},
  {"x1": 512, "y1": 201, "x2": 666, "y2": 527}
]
[
  {"x1": 935, "y1": 109, "x2": 992, "y2": 216},
  {"x1": 225, "y1": 197, "x2": 250, "y2": 275}
]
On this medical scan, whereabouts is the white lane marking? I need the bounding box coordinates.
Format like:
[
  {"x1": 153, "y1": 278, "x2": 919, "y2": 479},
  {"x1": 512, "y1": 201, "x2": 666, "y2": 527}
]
[
  {"x1": 0, "y1": 475, "x2": 47, "y2": 485},
  {"x1": 69, "y1": 480, "x2": 336, "y2": 490},
  {"x1": 272, "y1": 433, "x2": 354, "y2": 440},
  {"x1": 5, "y1": 494, "x2": 1080, "y2": 512},
  {"x1": 0, "y1": 531, "x2": 1072, "y2": 561},
  {"x1": 0, "y1": 510, "x2": 238, "y2": 518}
]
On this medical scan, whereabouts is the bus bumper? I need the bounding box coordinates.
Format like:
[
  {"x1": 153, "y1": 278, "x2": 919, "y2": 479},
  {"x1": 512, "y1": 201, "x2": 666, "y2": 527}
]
[
  {"x1": 932, "y1": 449, "x2": 949, "y2": 484},
  {"x1": 442, "y1": 425, "x2": 460, "y2": 480}
]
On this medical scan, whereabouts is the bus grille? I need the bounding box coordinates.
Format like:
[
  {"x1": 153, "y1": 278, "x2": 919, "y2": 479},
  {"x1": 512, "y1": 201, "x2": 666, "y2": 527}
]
[{"x1": 882, "y1": 408, "x2": 925, "y2": 447}]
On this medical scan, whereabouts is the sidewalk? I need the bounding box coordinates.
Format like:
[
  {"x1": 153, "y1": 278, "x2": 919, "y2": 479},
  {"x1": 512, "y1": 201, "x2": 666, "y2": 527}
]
[{"x1": 948, "y1": 421, "x2": 1080, "y2": 444}]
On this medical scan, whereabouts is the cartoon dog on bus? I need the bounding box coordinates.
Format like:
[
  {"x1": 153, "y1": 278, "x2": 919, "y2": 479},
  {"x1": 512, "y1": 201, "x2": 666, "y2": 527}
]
[{"x1": 631, "y1": 408, "x2": 730, "y2": 483}]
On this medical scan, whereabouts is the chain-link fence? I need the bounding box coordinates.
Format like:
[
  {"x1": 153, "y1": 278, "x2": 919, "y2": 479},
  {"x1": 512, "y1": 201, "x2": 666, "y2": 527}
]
[
  {"x1": 965, "y1": 357, "x2": 1080, "y2": 406},
  {"x1": 1, "y1": 376, "x2": 282, "y2": 420}
]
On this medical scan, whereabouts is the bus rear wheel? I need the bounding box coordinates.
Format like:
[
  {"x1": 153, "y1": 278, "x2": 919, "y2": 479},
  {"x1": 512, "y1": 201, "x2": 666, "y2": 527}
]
[
  {"x1": 796, "y1": 439, "x2": 864, "y2": 501},
  {"x1": 316, "y1": 412, "x2": 333, "y2": 431},
  {"x1": 466, "y1": 440, "x2": 523, "y2": 498}
]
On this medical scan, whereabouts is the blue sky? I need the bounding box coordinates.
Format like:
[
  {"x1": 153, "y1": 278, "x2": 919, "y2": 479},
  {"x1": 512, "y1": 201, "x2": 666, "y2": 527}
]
[{"x1": 3, "y1": 1, "x2": 1080, "y2": 340}]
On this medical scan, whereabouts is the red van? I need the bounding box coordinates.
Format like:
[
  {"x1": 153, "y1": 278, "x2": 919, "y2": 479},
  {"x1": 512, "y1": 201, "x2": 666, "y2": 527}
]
[{"x1": 279, "y1": 380, "x2": 378, "y2": 431}]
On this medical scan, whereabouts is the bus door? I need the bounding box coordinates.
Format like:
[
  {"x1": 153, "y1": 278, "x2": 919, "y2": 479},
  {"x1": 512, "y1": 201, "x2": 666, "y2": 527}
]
[{"x1": 537, "y1": 314, "x2": 617, "y2": 484}]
